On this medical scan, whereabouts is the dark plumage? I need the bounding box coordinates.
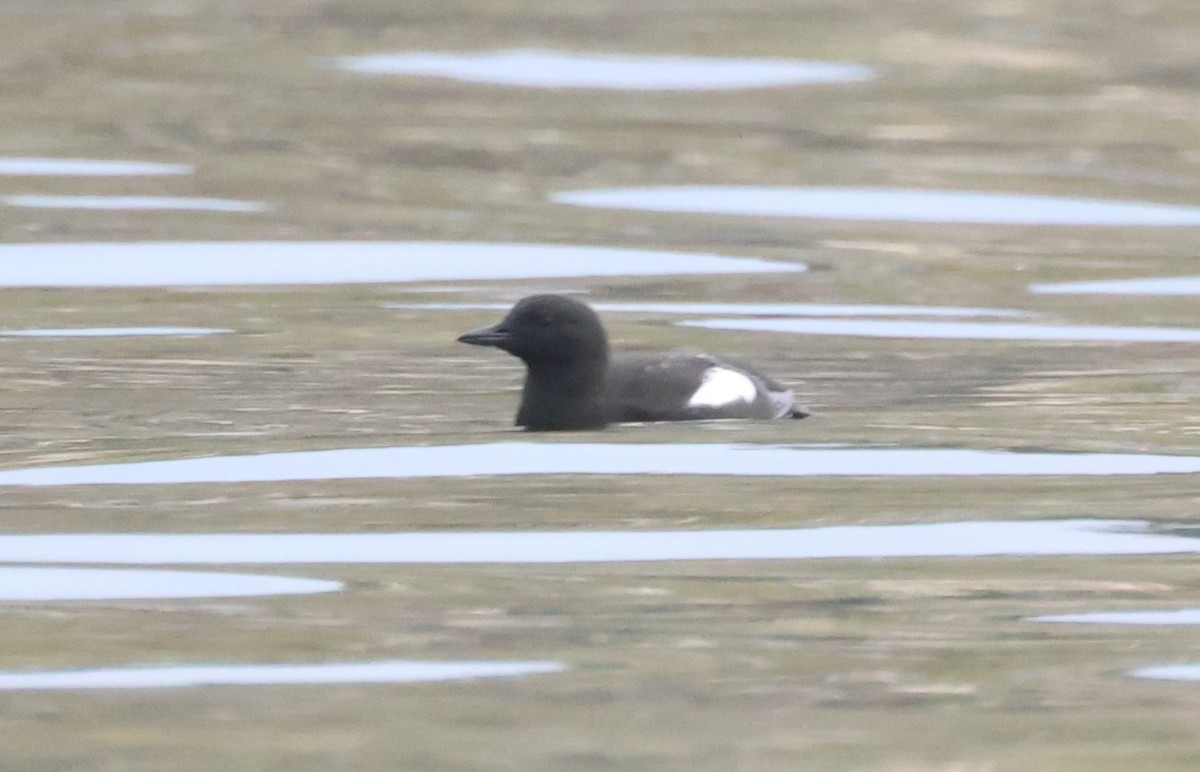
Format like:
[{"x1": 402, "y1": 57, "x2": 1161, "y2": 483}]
[{"x1": 456, "y1": 294, "x2": 807, "y2": 431}]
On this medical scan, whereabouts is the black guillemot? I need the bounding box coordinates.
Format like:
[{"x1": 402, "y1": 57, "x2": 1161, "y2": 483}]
[{"x1": 457, "y1": 294, "x2": 807, "y2": 431}]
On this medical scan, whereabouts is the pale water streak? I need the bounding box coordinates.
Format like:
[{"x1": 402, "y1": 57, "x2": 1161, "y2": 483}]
[
  {"x1": 0, "y1": 158, "x2": 192, "y2": 176},
  {"x1": 554, "y1": 186, "x2": 1200, "y2": 226},
  {"x1": 386, "y1": 301, "x2": 1032, "y2": 319},
  {"x1": 1132, "y1": 665, "x2": 1200, "y2": 682},
  {"x1": 0, "y1": 660, "x2": 565, "y2": 691},
  {"x1": 1031, "y1": 277, "x2": 1200, "y2": 296},
  {"x1": 1034, "y1": 610, "x2": 1200, "y2": 625},
  {"x1": 0, "y1": 521, "x2": 1192, "y2": 565},
  {"x1": 0, "y1": 327, "x2": 230, "y2": 338},
  {"x1": 0, "y1": 444, "x2": 1199, "y2": 487},
  {"x1": 329, "y1": 50, "x2": 875, "y2": 90},
  {"x1": 681, "y1": 318, "x2": 1200, "y2": 343},
  {"x1": 0, "y1": 566, "x2": 340, "y2": 600},
  {"x1": 4, "y1": 196, "x2": 269, "y2": 212},
  {"x1": 0, "y1": 242, "x2": 802, "y2": 287}
]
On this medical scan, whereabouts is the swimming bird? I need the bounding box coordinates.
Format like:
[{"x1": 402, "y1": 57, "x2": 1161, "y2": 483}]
[{"x1": 456, "y1": 294, "x2": 807, "y2": 431}]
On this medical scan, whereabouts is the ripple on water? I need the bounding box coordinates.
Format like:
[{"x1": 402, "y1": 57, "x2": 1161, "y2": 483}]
[
  {"x1": 1030, "y1": 276, "x2": 1200, "y2": 296},
  {"x1": 0, "y1": 660, "x2": 565, "y2": 691},
  {"x1": 1034, "y1": 610, "x2": 1200, "y2": 625},
  {"x1": 386, "y1": 301, "x2": 1033, "y2": 319},
  {"x1": 680, "y1": 318, "x2": 1200, "y2": 342},
  {"x1": 553, "y1": 186, "x2": 1200, "y2": 226},
  {"x1": 3, "y1": 196, "x2": 269, "y2": 212},
  {"x1": 0, "y1": 158, "x2": 192, "y2": 176},
  {"x1": 0, "y1": 327, "x2": 230, "y2": 338},
  {"x1": 328, "y1": 50, "x2": 875, "y2": 90},
  {"x1": 0, "y1": 521, "x2": 1192, "y2": 564},
  {"x1": 0, "y1": 242, "x2": 802, "y2": 287},
  {"x1": 1132, "y1": 665, "x2": 1200, "y2": 682},
  {"x1": 0, "y1": 444, "x2": 1198, "y2": 487},
  {"x1": 1, "y1": 444, "x2": 1199, "y2": 487},
  {"x1": 0, "y1": 566, "x2": 340, "y2": 600}
]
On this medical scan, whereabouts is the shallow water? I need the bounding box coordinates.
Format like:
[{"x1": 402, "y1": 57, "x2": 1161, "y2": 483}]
[
  {"x1": 553, "y1": 186, "x2": 1200, "y2": 225},
  {"x1": 1034, "y1": 610, "x2": 1200, "y2": 625},
  {"x1": 3, "y1": 195, "x2": 269, "y2": 212},
  {"x1": 386, "y1": 301, "x2": 1033, "y2": 318},
  {"x1": 329, "y1": 50, "x2": 875, "y2": 90},
  {"x1": 0, "y1": 327, "x2": 230, "y2": 338},
  {"x1": 1030, "y1": 276, "x2": 1200, "y2": 296},
  {"x1": 0, "y1": 566, "x2": 340, "y2": 600},
  {"x1": 0, "y1": 158, "x2": 191, "y2": 176},
  {"x1": 1, "y1": 443, "x2": 1198, "y2": 486},
  {"x1": 681, "y1": 318, "x2": 1200, "y2": 342},
  {"x1": 0, "y1": 520, "x2": 1191, "y2": 564},
  {"x1": 0, "y1": 660, "x2": 565, "y2": 691},
  {"x1": 0, "y1": 242, "x2": 801, "y2": 287}
]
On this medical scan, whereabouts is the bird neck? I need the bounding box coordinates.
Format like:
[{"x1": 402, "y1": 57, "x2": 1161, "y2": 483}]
[{"x1": 516, "y1": 353, "x2": 609, "y2": 430}]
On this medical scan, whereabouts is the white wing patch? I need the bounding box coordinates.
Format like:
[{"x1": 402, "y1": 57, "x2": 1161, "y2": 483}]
[{"x1": 687, "y1": 366, "x2": 759, "y2": 409}]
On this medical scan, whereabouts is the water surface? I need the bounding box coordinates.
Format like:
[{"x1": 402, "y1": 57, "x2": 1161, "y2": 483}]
[
  {"x1": 0, "y1": 242, "x2": 801, "y2": 287},
  {"x1": 0, "y1": 660, "x2": 565, "y2": 691},
  {"x1": 330, "y1": 50, "x2": 875, "y2": 90},
  {"x1": 681, "y1": 318, "x2": 1200, "y2": 342},
  {"x1": 387, "y1": 301, "x2": 1031, "y2": 319},
  {"x1": 4, "y1": 195, "x2": 268, "y2": 212},
  {"x1": 0, "y1": 520, "x2": 1192, "y2": 564},
  {"x1": 554, "y1": 186, "x2": 1200, "y2": 226},
  {"x1": 0, "y1": 327, "x2": 230, "y2": 338},
  {"x1": 1030, "y1": 277, "x2": 1200, "y2": 296},
  {"x1": 0, "y1": 566, "x2": 340, "y2": 600},
  {"x1": 1132, "y1": 665, "x2": 1200, "y2": 682},
  {"x1": 0, "y1": 158, "x2": 191, "y2": 176},
  {"x1": 0, "y1": 444, "x2": 1198, "y2": 487},
  {"x1": 1034, "y1": 610, "x2": 1200, "y2": 625}
]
